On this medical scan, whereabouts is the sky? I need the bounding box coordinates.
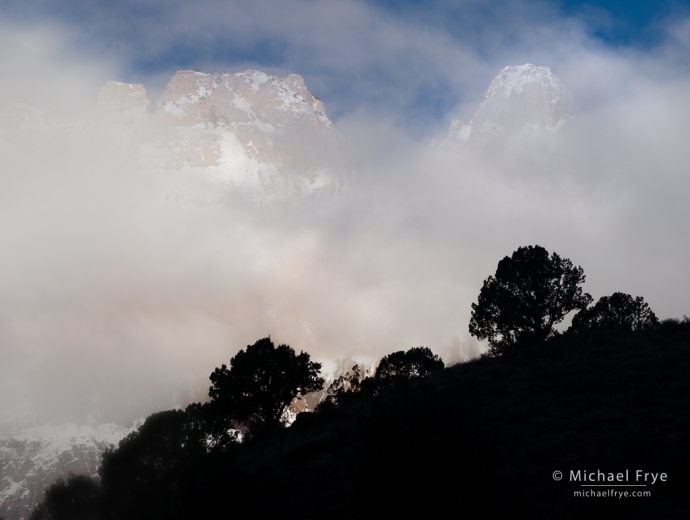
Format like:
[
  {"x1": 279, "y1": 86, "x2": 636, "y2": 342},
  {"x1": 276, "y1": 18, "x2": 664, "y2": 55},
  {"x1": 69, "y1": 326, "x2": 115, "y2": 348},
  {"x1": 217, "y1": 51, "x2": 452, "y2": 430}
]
[
  {"x1": 3, "y1": 0, "x2": 688, "y2": 128},
  {"x1": 1, "y1": 0, "x2": 690, "y2": 425}
]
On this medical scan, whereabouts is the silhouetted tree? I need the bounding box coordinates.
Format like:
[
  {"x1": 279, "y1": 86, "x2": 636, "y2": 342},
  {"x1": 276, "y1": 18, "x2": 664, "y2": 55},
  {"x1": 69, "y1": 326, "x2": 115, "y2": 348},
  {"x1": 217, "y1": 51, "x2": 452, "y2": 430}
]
[
  {"x1": 316, "y1": 364, "x2": 377, "y2": 412},
  {"x1": 208, "y1": 337, "x2": 324, "y2": 435},
  {"x1": 29, "y1": 473, "x2": 99, "y2": 520},
  {"x1": 469, "y1": 245, "x2": 592, "y2": 356},
  {"x1": 374, "y1": 346, "x2": 445, "y2": 388},
  {"x1": 183, "y1": 400, "x2": 241, "y2": 452},
  {"x1": 98, "y1": 410, "x2": 208, "y2": 520},
  {"x1": 316, "y1": 347, "x2": 444, "y2": 412},
  {"x1": 569, "y1": 292, "x2": 659, "y2": 333}
]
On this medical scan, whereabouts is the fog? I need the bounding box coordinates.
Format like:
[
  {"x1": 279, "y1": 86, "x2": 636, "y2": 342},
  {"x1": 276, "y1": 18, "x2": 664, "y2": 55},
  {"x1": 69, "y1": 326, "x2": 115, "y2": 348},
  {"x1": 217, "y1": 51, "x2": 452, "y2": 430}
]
[{"x1": 1, "y1": 2, "x2": 690, "y2": 425}]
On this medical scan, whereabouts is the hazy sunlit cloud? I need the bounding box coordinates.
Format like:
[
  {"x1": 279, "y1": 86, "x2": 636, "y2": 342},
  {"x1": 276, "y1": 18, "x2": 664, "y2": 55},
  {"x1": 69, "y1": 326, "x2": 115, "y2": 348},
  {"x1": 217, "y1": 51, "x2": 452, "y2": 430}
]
[{"x1": 1, "y1": 1, "x2": 690, "y2": 425}]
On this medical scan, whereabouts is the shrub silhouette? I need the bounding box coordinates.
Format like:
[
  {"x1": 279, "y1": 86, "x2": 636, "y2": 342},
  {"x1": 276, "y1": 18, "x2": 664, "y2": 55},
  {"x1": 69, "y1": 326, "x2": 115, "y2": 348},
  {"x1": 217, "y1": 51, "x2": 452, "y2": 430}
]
[
  {"x1": 569, "y1": 292, "x2": 659, "y2": 333},
  {"x1": 469, "y1": 245, "x2": 591, "y2": 356},
  {"x1": 208, "y1": 337, "x2": 324, "y2": 435},
  {"x1": 29, "y1": 473, "x2": 99, "y2": 520}
]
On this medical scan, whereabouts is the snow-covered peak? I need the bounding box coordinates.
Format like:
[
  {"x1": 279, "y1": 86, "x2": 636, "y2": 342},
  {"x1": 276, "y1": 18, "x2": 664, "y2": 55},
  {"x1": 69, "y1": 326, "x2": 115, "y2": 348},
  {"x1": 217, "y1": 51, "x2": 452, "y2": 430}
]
[
  {"x1": 485, "y1": 64, "x2": 569, "y2": 103},
  {"x1": 132, "y1": 68, "x2": 346, "y2": 207},
  {"x1": 239, "y1": 69, "x2": 272, "y2": 92},
  {"x1": 436, "y1": 63, "x2": 576, "y2": 151},
  {"x1": 471, "y1": 63, "x2": 575, "y2": 137},
  {"x1": 156, "y1": 69, "x2": 333, "y2": 128},
  {"x1": 1, "y1": 67, "x2": 348, "y2": 210}
]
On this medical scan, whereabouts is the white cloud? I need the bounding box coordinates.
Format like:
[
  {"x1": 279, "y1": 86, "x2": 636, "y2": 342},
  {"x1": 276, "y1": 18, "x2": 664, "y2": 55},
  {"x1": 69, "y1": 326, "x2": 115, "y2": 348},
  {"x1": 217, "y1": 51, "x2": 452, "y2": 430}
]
[
  {"x1": 1, "y1": 1, "x2": 690, "y2": 424},
  {"x1": 0, "y1": 17, "x2": 116, "y2": 113}
]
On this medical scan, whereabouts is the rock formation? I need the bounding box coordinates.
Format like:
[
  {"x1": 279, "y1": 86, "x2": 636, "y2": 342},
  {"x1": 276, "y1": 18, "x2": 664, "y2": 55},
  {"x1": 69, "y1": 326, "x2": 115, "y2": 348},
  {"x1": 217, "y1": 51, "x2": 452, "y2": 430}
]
[
  {"x1": 0, "y1": 423, "x2": 134, "y2": 520},
  {"x1": 432, "y1": 63, "x2": 576, "y2": 153},
  {"x1": 0, "y1": 69, "x2": 349, "y2": 208}
]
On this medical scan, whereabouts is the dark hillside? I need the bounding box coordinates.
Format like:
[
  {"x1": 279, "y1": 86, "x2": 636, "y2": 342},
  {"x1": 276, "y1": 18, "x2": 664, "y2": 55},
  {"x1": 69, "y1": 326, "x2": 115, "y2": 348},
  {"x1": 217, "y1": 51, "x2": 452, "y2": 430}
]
[
  {"x1": 239, "y1": 321, "x2": 690, "y2": 519},
  {"x1": 28, "y1": 321, "x2": 690, "y2": 519}
]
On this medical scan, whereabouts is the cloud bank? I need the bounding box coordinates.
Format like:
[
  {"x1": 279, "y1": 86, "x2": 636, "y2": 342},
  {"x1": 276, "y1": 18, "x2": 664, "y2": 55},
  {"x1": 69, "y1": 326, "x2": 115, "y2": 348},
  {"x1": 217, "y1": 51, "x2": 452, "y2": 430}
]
[{"x1": 1, "y1": 1, "x2": 690, "y2": 424}]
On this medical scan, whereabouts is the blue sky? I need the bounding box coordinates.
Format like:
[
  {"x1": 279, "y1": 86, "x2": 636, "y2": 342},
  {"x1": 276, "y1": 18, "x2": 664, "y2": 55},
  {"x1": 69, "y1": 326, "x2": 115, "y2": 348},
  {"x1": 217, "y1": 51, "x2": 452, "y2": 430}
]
[
  {"x1": 559, "y1": 0, "x2": 684, "y2": 44},
  {"x1": 369, "y1": 0, "x2": 686, "y2": 45},
  {"x1": 2, "y1": 0, "x2": 689, "y2": 133}
]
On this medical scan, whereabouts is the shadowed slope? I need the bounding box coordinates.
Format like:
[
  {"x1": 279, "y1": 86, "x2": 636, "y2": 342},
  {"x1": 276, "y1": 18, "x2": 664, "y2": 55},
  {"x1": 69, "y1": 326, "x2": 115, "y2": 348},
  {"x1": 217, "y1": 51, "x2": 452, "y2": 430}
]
[
  {"x1": 265, "y1": 321, "x2": 690, "y2": 518},
  {"x1": 26, "y1": 321, "x2": 690, "y2": 519}
]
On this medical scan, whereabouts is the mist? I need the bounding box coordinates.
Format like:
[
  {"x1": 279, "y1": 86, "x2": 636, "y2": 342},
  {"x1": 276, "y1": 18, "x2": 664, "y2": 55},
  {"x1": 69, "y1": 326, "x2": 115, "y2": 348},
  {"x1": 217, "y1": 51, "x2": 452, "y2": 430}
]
[{"x1": 1, "y1": 1, "x2": 690, "y2": 425}]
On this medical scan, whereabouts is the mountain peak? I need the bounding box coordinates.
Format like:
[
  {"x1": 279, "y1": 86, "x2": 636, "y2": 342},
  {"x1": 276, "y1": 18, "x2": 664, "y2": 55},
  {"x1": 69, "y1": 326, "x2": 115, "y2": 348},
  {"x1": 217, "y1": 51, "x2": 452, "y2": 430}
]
[
  {"x1": 0, "y1": 68, "x2": 348, "y2": 208},
  {"x1": 471, "y1": 63, "x2": 575, "y2": 139},
  {"x1": 436, "y1": 63, "x2": 576, "y2": 151},
  {"x1": 135, "y1": 68, "x2": 345, "y2": 205},
  {"x1": 487, "y1": 64, "x2": 566, "y2": 99}
]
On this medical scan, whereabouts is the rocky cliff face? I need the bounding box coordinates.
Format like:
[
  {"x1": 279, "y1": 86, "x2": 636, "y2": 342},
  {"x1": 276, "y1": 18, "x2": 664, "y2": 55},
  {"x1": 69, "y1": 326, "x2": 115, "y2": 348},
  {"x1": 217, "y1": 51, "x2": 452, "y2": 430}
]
[
  {"x1": 432, "y1": 63, "x2": 576, "y2": 153},
  {"x1": 0, "y1": 69, "x2": 348, "y2": 208},
  {"x1": 132, "y1": 70, "x2": 345, "y2": 205},
  {"x1": 0, "y1": 423, "x2": 133, "y2": 520}
]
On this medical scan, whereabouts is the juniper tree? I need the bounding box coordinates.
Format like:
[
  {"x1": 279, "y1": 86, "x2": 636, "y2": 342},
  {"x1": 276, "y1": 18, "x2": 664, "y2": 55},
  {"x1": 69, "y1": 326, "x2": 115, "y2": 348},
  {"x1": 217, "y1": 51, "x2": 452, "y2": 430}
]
[
  {"x1": 208, "y1": 337, "x2": 324, "y2": 434},
  {"x1": 469, "y1": 245, "x2": 591, "y2": 356},
  {"x1": 569, "y1": 292, "x2": 659, "y2": 332}
]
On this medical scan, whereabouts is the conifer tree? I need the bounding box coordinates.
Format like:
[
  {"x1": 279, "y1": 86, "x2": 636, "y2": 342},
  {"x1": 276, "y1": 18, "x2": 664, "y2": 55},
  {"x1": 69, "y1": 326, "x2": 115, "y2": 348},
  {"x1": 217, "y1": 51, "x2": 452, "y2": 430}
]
[{"x1": 469, "y1": 245, "x2": 591, "y2": 355}]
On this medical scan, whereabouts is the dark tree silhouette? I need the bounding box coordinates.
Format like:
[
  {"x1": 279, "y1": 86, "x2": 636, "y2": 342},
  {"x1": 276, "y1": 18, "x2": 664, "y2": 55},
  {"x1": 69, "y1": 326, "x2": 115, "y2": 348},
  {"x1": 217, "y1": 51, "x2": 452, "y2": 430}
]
[
  {"x1": 208, "y1": 337, "x2": 324, "y2": 434},
  {"x1": 375, "y1": 346, "x2": 445, "y2": 388},
  {"x1": 29, "y1": 473, "x2": 99, "y2": 520},
  {"x1": 469, "y1": 245, "x2": 592, "y2": 356},
  {"x1": 569, "y1": 292, "x2": 659, "y2": 333},
  {"x1": 98, "y1": 409, "x2": 208, "y2": 520},
  {"x1": 315, "y1": 364, "x2": 377, "y2": 412},
  {"x1": 183, "y1": 400, "x2": 241, "y2": 452},
  {"x1": 316, "y1": 347, "x2": 444, "y2": 412}
]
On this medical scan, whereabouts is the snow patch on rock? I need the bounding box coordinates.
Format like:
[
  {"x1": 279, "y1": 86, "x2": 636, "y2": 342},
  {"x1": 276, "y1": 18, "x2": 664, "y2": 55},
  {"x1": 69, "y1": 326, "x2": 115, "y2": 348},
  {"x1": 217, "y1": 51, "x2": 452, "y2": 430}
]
[
  {"x1": 432, "y1": 63, "x2": 576, "y2": 155},
  {"x1": 0, "y1": 422, "x2": 134, "y2": 520}
]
